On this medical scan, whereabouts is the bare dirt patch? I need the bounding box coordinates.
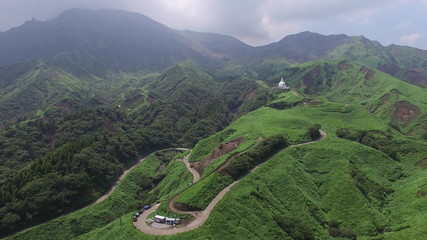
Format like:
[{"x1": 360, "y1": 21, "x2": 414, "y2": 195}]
[
  {"x1": 243, "y1": 89, "x2": 258, "y2": 101},
  {"x1": 47, "y1": 69, "x2": 60, "y2": 79},
  {"x1": 54, "y1": 100, "x2": 77, "y2": 112},
  {"x1": 338, "y1": 60, "x2": 351, "y2": 70},
  {"x1": 123, "y1": 95, "x2": 145, "y2": 107},
  {"x1": 419, "y1": 159, "x2": 427, "y2": 169},
  {"x1": 102, "y1": 118, "x2": 119, "y2": 134},
  {"x1": 360, "y1": 66, "x2": 375, "y2": 80},
  {"x1": 404, "y1": 69, "x2": 427, "y2": 86},
  {"x1": 378, "y1": 63, "x2": 400, "y2": 76},
  {"x1": 392, "y1": 101, "x2": 420, "y2": 126},
  {"x1": 190, "y1": 138, "x2": 244, "y2": 175},
  {"x1": 302, "y1": 67, "x2": 321, "y2": 94},
  {"x1": 299, "y1": 98, "x2": 323, "y2": 106}
]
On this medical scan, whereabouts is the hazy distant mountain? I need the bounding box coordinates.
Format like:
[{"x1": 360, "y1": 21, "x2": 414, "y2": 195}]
[
  {"x1": 1, "y1": 9, "x2": 427, "y2": 85},
  {"x1": 251, "y1": 31, "x2": 350, "y2": 62},
  {"x1": 0, "y1": 8, "x2": 250, "y2": 71}
]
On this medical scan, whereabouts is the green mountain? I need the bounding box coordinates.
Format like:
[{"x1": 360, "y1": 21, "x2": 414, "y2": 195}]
[
  {"x1": 0, "y1": 63, "x2": 266, "y2": 237},
  {"x1": 326, "y1": 36, "x2": 427, "y2": 86},
  {"x1": 1, "y1": 8, "x2": 427, "y2": 240},
  {"x1": 6, "y1": 60, "x2": 427, "y2": 240},
  {"x1": 270, "y1": 60, "x2": 427, "y2": 134}
]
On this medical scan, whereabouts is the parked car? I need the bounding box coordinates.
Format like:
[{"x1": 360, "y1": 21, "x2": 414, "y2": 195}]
[
  {"x1": 139, "y1": 209, "x2": 144, "y2": 214},
  {"x1": 135, "y1": 212, "x2": 140, "y2": 217},
  {"x1": 143, "y1": 205, "x2": 151, "y2": 210},
  {"x1": 133, "y1": 216, "x2": 137, "y2": 222}
]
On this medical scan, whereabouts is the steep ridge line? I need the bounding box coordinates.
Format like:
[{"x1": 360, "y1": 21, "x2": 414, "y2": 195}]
[{"x1": 134, "y1": 130, "x2": 327, "y2": 236}]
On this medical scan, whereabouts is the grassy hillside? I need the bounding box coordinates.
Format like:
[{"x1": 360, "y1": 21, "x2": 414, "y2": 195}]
[
  {"x1": 327, "y1": 36, "x2": 427, "y2": 86},
  {"x1": 63, "y1": 96, "x2": 427, "y2": 240},
  {"x1": 6, "y1": 69, "x2": 425, "y2": 239},
  {"x1": 259, "y1": 60, "x2": 427, "y2": 135}
]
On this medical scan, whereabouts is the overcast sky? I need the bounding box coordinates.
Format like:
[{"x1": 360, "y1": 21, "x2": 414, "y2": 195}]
[{"x1": 1, "y1": 0, "x2": 426, "y2": 49}]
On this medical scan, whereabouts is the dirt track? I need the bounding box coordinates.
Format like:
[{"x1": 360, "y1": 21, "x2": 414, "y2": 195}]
[
  {"x1": 182, "y1": 151, "x2": 200, "y2": 183},
  {"x1": 94, "y1": 147, "x2": 194, "y2": 206},
  {"x1": 92, "y1": 156, "x2": 148, "y2": 205},
  {"x1": 133, "y1": 130, "x2": 327, "y2": 236}
]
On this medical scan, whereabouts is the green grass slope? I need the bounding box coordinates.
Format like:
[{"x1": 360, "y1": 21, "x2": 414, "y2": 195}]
[
  {"x1": 326, "y1": 36, "x2": 427, "y2": 86},
  {"x1": 74, "y1": 98, "x2": 427, "y2": 239},
  {"x1": 5, "y1": 60, "x2": 427, "y2": 239},
  {"x1": 269, "y1": 60, "x2": 427, "y2": 135}
]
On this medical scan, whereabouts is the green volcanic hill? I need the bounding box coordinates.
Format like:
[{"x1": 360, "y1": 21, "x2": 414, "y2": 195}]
[
  {"x1": 268, "y1": 60, "x2": 427, "y2": 134},
  {"x1": 1, "y1": 8, "x2": 427, "y2": 240},
  {"x1": 5, "y1": 60, "x2": 427, "y2": 240}
]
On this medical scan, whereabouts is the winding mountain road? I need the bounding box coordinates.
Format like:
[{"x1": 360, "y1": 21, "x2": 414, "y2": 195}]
[
  {"x1": 133, "y1": 130, "x2": 327, "y2": 236},
  {"x1": 93, "y1": 147, "x2": 193, "y2": 206}
]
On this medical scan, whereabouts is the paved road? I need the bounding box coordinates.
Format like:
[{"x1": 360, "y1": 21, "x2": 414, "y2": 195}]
[
  {"x1": 182, "y1": 151, "x2": 200, "y2": 183},
  {"x1": 94, "y1": 147, "x2": 194, "y2": 206},
  {"x1": 133, "y1": 178, "x2": 239, "y2": 236},
  {"x1": 134, "y1": 130, "x2": 327, "y2": 236}
]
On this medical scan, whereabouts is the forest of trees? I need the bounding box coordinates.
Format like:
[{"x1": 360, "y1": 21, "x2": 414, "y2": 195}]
[{"x1": 0, "y1": 70, "x2": 266, "y2": 236}]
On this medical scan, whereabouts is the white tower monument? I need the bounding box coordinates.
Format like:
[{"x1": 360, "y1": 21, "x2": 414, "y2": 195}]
[{"x1": 277, "y1": 77, "x2": 290, "y2": 90}]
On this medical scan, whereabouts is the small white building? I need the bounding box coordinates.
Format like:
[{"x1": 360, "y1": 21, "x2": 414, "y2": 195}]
[{"x1": 278, "y1": 77, "x2": 290, "y2": 90}]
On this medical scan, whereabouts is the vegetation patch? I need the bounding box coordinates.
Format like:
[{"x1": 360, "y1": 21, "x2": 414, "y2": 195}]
[
  {"x1": 174, "y1": 173, "x2": 233, "y2": 211},
  {"x1": 273, "y1": 214, "x2": 315, "y2": 240},
  {"x1": 336, "y1": 128, "x2": 400, "y2": 160},
  {"x1": 219, "y1": 135, "x2": 289, "y2": 179},
  {"x1": 328, "y1": 220, "x2": 357, "y2": 240}
]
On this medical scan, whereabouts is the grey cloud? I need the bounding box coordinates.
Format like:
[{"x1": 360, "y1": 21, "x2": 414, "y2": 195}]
[{"x1": 0, "y1": 0, "x2": 419, "y2": 47}]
